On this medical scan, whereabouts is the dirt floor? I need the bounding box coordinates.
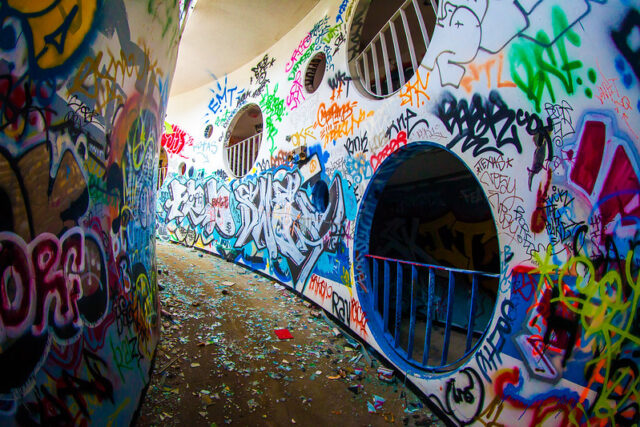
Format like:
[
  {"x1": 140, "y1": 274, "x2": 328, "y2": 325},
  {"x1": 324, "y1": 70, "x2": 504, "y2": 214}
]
[{"x1": 136, "y1": 241, "x2": 446, "y2": 426}]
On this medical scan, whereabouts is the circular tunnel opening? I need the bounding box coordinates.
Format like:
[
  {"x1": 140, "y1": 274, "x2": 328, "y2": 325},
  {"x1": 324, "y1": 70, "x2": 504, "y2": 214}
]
[{"x1": 355, "y1": 143, "x2": 500, "y2": 373}]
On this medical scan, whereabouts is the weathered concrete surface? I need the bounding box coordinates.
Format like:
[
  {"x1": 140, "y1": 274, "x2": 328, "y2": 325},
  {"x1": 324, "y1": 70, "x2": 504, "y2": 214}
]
[{"x1": 137, "y1": 241, "x2": 444, "y2": 426}]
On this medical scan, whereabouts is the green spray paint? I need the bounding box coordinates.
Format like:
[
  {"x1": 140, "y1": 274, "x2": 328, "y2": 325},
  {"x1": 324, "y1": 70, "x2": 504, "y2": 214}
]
[
  {"x1": 509, "y1": 6, "x2": 584, "y2": 112},
  {"x1": 259, "y1": 84, "x2": 286, "y2": 156}
]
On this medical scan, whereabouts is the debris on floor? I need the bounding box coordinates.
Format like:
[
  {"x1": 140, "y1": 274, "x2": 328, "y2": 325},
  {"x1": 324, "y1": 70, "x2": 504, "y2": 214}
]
[{"x1": 137, "y1": 241, "x2": 444, "y2": 426}]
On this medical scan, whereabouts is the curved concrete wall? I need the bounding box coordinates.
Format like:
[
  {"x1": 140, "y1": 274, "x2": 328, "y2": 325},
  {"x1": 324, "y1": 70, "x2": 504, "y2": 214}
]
[
  {"x1": 0, "y1": 1, "x2": 184, "y2": 424},
  {"x1": 159, "y1": 1, "x2": 640, "y2": 425}
]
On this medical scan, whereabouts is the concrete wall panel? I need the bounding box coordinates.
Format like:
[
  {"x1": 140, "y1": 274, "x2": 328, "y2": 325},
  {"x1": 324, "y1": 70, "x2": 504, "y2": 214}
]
[{"x1": 0, "y1": 1, "x2": 185, "y2": 424}]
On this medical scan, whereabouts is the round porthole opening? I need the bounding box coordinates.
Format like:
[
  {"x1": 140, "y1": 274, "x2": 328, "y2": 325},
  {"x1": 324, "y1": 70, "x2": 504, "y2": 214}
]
[
  {"x1": 347, "y1": 0, "x2": 438, "y2": 99},
  {"x1": 354, "y1": 143, "x2": 500, "y2": 373},
  {"x1": 224, "y1": 104, "x2": 263, "y2": 178},
  {"x1": 204, "y1": 124, "x2": 213, "y2": 139},
  {"x1": 305, "y1": 52, "x2": 327, "y2": 94}
]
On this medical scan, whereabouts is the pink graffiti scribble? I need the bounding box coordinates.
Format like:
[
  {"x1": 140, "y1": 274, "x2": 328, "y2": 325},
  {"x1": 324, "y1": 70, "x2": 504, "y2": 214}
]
[
  {"x1": 286, "y1": 70, "x2": 305, "y2": 111},
  {"x1": 285, "y1": 34, "x2": 312, "y2": 72}
]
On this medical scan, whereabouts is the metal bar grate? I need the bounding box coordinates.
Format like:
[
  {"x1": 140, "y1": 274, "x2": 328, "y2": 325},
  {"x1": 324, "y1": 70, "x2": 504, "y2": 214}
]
[
  {"x1": 352, "y1": 0, "x2": 436, "y2": 98},
  {"x1": 423, "y1": 267, "x2": 434, "y2": 365},
  {"x1": 406, "y1": 265, "x2": 418, "y2": 358},
  {"x1": 466, "y1": 274, "x2": 478, "y2": 351},
  {"x1": 227, "y1": 132, "x2": 262, "y2": 177},
  {"x1": 373, "y1": 256, "x2": 379, "y2": 313},
  {"x1": 441, "y1": 270, "x2": 455, "y2": 366},
  {"x1": 365, "y1": 253, "x2": 497, "y2": 370},
  {"x1": 383, "y1": 260, "x2": 390, "y2": 333},
  {"x1": 394, "y1": 263, "x2": 403, "y2": 347}
]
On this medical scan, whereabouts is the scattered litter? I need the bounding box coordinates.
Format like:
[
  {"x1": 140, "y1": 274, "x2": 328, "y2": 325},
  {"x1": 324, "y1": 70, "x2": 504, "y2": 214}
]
[
  {"x1": 373, "y1": 395, "x2": 386, "y2": 410},
  {"x1": 405, "y1": 401, "x2": 425, "y2": 413},
  {"x1": 377, "y1": 367, "x2": 395, "y2": 383},
  {"x1": 247, "y1": 398, "x2": 259, "y2": 410},
  {"x1": 348, "y1": 384, "x2": 363, "y2": 394},
  {"x1": 274, "y1": 328, "x2": 293, "y2": 340},
  {"x1": 221, "y1": 384, "x2": 233, "y2": 396},
  {"x1": 142, "y1": 242, "x2": 440, "y2": 425}
]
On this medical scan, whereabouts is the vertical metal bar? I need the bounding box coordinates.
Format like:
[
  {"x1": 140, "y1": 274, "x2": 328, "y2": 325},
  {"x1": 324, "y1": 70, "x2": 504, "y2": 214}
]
[
  {"x1": 234, "y1": 144, "x2": 239, "y2": 175},
  {"x1": 411, "y1": 0, "x2": 430, "y2": 48},
  {"x1": 422, "y1": 267, "x2": 434, "y2": 365},
  {"x1": 389, "y1": 20, "x2": 405, "y2": 87},
  {"x1": 406, "y1": 265, "x2": 417, "y2": 359},
  {"x1": 245, "y1": 138, "x2": 250, "y2": 174},
  {"x1": 246, "y1": 138, "x2": 250, "y2": 173},
  {"x1": 431, "y1": 0, "x2": 439, "y2": 15},
  {"x1": 255, "y1": 134, "x2": 259, "y2": 160},
  {"x1": 379, "y1": 31, "x2": 394, "y2": 95},
  {"x1": 231, "y1": 144, "x2": 235, "y2": 175},
  {"x1": 370, "y1": 40, "x2": 382, "y2": 96},
  {"x1": 253, "y1": 135, "x2": 257, "y2": 161},
  {"x1": 399, "y1": 7, "x2": 418, "y2": 73},
  {"x1": 383, "y1": 260, "x2": 390, "y2": 333},
  {"x1": 373, "y1": 257, "x2": 379, "y2": 313},
  {"x1": 394, "y1": 262, "x2": 403, "y2": 348},
  {"x1": 235, "y1": 144, "x2": 240, "y2": 175},
  {"x1": 362, "y1": 53, "x2": 371, "y2": 94},
  {"x1": 241, "y1": 139, "x2": 246, "y2": 175},
  {"x1": 240, "y1": 141, "x2": 244, "y2": 174},
  {"x1": 466, "y1": 274, "x2": 478, "y2": 351},
  {"x1": 249, "y1": 137, "x2": 254, "y2": 172},
  {"x1": 441, "y1": 270, "x2": 455, "y2": 366},
  {"x1": 364, "y1": 256, "x2": 371, "y2": 302}
]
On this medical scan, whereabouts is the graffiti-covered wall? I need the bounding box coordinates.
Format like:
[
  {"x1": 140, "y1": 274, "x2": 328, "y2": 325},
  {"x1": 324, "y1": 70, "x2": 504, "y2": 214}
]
[
  {"x1": 0, "y1": 0, "x2": 186, "y2": 424},
  {"x1": 159, "y1": 1, "x2": 640, "y2": 425}
]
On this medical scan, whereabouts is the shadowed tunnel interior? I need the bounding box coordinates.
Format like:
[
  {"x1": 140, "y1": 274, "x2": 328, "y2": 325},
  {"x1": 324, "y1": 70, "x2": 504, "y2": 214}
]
[{"x1": 363, "y1": 145, "x2": 500, "y2": 370}]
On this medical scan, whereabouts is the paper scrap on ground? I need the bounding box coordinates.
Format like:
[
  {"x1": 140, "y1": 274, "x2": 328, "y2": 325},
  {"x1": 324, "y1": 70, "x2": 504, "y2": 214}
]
[{"x1": 274, "y1": 328, "x2": 293, "y2": 340}]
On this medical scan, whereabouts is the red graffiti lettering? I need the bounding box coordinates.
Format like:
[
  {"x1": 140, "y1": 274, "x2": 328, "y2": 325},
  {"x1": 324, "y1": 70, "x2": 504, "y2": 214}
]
[
  {"x1": 350, "y1": 297, "x2": 368, "y2": 338},
  {"x1": 370, "y1": 131, "x2": 407, "y2": 172},
  {"x1": 161, "y1": 124, "x2": 194, "y2": 155},
  {"x1": 308, "y1": 275, "x2": 333, "y2": 303}
]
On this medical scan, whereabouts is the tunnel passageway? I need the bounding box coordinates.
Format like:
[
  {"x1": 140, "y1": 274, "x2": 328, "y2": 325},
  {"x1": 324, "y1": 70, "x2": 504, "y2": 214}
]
[{"x1": 137, "y1": 241, "x2": 444, "y2": 426}]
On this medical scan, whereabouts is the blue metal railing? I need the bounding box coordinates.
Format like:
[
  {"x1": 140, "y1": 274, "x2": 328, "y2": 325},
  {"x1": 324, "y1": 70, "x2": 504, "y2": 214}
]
[{"x1": 364, "y1": 254, "x2": 499, "y2": 370}]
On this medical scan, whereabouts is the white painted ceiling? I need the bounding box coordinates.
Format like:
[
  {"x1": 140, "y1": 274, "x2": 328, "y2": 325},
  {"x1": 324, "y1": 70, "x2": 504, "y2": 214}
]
[{"x1": 170, "y1": 0, "x2": 321, "y2": 97}]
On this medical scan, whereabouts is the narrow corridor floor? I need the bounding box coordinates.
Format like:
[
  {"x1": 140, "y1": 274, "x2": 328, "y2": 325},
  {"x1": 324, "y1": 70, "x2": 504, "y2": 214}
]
[{"x1": 136, "y1": 241, "x2": 445, "y2": 426}]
